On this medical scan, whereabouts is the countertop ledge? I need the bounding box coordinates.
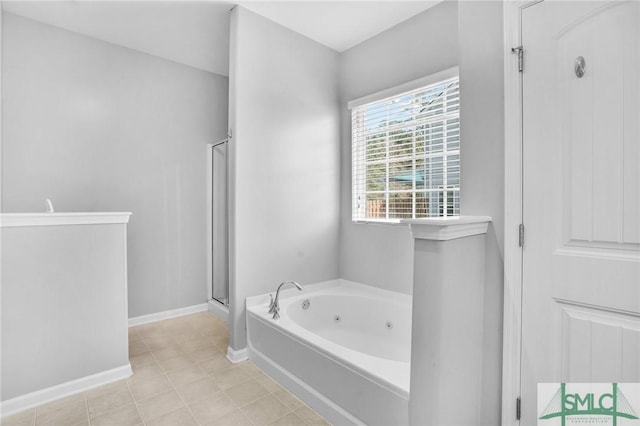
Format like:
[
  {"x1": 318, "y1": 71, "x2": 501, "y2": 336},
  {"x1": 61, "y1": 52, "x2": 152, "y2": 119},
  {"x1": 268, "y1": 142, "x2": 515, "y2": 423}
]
[
  {"x1": 401, "y1": 215, "x2": 492, "y2": 241},
  {"x1": 0, "y1": 212, "x2": 132, "y2": 227}
]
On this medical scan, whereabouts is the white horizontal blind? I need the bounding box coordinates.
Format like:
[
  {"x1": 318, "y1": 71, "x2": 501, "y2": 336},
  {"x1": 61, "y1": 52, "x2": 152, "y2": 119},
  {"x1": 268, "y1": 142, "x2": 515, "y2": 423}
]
[{"x1": 352, "y1": 76, "x2": 460, "y2": 222}]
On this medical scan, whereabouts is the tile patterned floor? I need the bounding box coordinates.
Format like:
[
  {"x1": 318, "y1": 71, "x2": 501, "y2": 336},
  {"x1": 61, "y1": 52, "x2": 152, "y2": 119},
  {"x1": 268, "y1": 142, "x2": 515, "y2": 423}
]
[{"x1": 2, "y1": 312, "x2": 331, "y2": 426}]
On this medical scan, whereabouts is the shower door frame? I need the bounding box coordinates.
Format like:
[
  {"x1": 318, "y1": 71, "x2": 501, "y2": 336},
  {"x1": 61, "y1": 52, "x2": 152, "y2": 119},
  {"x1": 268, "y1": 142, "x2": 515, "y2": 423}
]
[{"x1": 206, "y1": 140, "x2": 230, "y2": 306}]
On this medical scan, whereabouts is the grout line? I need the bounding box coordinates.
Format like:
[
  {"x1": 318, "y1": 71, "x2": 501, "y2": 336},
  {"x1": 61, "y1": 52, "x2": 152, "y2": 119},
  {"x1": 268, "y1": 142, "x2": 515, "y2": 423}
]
[
  {"x1": 125, "y1": 380, "x2": 147, "y2": 426},
  {"x1": 146, "y1": 337, "x2": 205, "y2": 426},
  {"x1": 159, "y1": 321, "x2": 249, "y2": 424},
  {"x1": 141, "y1": 352, "x2": 178, "y2": 424},
  {"x1": 223, "y1": 382, "x2": 257, "y2": 426},
  {"x1": 229, "y1": 369, "x2": 301, "y2": 426},
  {"x1": 166, "y1": 372, "x2": 201, "y2": 426},
  {"x1": 53, "y1": 312, "x2": 330, "y2": 426},
  {"x1": 83, "y1": 392, "x2": 91, "y2": 426}
]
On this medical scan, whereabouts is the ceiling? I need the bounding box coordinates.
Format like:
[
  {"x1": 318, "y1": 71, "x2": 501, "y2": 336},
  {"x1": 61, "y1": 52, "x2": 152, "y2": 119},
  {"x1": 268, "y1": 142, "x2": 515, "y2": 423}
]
[
  {"x1": 1, "y1": 1, "x2": 441, "y2": 77},
  {"x1": 2, "y1": 1, "x2": 234, "y2": 76},
  {"x1": 237, "y1": 1, "x2": 441, "y2": 52}
]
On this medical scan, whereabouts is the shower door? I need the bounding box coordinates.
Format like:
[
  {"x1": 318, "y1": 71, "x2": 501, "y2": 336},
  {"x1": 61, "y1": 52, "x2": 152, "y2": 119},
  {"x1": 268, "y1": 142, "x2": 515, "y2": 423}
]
[{"x1": 211, "y1": 140, "x2": 229, "y2": 306}]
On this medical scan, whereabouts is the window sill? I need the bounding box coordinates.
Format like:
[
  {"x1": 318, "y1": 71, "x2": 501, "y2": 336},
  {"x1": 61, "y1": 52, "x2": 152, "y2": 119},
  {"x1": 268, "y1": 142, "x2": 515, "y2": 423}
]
[
  {"x1": 401, "y1": 216, "x2": 492, "y2": 241},
  {"x1": 351, "y1": 219, "x2": 406, "y2": 226}
]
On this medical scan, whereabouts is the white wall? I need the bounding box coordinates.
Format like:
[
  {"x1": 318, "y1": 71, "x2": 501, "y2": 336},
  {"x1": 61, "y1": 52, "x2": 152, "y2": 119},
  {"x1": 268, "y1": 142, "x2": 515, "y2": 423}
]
[
  {"x1": 1, "y1": 13, "x2": 229, "y2": 318},
  {"x1": 338, "y1": 1, "x2": 459, "y2": 294},
  {"x1": 459, "y1": 2, "x2": 504, "y2": 424},
  {"x1": 228, "y1": 6, "x2": 341, "y2": 350}
]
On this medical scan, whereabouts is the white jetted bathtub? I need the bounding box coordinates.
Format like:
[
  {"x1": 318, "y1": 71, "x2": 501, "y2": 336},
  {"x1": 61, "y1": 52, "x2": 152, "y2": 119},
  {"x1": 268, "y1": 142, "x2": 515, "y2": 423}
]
[{"x1": 246, "y1": 280, "x2": 411, "y2": 425}]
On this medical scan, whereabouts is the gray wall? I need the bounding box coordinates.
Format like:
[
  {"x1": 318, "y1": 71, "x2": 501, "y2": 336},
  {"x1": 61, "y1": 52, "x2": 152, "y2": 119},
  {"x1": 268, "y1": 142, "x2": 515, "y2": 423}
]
[
  {"x1": 459, "y1": 2, "x2": 504, "y2": 424},
  {"x1": 339, "y1": 1, "x2": 504, "y2": 422},
  {"x1": 409, "y1": 234, "x2": 488, "y2": 425},
  {"x1": 228, "y1": 7, "x2": 341, "y2": 350},
  {"x1": 1, "y1": 13, "x2": 229, "y2": 318},
  {"x1": 1, "y1": 221, "x2": 129, "y2": 401},
  {"x1": 338, "y1": 1, "x2": 460, "y2": 295}
]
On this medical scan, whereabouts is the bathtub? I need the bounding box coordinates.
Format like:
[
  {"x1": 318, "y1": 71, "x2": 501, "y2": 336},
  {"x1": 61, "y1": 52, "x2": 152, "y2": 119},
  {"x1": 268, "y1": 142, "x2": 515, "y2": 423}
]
[{"x1": 246, "y1": 279, "x2": 411, "y2": 425}]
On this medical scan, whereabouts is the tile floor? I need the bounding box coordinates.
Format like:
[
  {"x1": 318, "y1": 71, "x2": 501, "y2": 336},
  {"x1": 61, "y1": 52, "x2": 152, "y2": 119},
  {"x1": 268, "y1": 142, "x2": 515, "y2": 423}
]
[{"x1": 2, "y1": 312, "x2": 331, "y2": 426}]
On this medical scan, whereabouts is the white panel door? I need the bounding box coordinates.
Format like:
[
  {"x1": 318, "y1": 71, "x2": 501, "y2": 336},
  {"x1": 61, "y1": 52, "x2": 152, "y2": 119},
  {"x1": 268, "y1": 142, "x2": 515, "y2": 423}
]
[{"x1": 521, "y1": 1, "x2": 640, "y2": 424}]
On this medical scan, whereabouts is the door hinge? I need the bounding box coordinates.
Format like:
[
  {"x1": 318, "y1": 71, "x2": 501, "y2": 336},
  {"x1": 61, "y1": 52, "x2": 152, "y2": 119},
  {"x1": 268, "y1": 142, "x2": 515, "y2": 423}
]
[
  {"x1": 516, "y1": 396, "x2": 521, "y2": 420},
  {"x1": 518, "y1": 224, "x2": 525, "y2": 248},
  {"x1": 512, "y1": 46, "x2": 524, "y2": 72}
]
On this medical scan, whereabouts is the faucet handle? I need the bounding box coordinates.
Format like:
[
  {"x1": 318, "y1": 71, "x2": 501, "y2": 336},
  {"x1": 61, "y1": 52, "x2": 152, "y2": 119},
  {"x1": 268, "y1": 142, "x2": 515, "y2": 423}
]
[{"x1": 267, "y1": 293, "x2": 276, "y2": 313}]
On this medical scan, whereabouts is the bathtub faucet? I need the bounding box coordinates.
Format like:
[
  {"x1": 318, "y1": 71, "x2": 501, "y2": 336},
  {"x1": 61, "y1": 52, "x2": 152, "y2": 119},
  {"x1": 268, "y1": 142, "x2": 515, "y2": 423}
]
[{"x1": 268, "y1": 281, "x2": 303, "y2": 320}]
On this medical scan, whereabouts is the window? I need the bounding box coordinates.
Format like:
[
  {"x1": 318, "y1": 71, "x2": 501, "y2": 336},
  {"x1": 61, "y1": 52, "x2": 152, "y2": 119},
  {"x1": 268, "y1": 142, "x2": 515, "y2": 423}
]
[{"x1": 350, "y1": 70, "x2": 460, "y2": 222}]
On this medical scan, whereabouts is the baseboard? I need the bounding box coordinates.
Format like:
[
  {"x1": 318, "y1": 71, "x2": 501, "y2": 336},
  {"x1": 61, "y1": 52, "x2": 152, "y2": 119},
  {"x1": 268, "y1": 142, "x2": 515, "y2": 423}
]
[
  {"x1": 226, "y1": 346, "x2": 248, "y2": 364},
  {"x1": 248, "y1": 343, "x2": 363, "y2": 426},
  {"x1": 0, "y1": 364, "x2": 132, "y2": 418},
  {"x1": 207, "y1": 299, "x2": 229, "y2": 323},
  {"x1": 128, "y1": 303, "x2": 208, "y2": 327}
]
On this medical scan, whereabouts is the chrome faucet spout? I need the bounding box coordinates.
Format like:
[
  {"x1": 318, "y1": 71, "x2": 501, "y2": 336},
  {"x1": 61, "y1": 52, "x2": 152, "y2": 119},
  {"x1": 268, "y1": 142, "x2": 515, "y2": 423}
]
[{"x1": 268, "y1": 281, "x2": 303, "y2": 319}]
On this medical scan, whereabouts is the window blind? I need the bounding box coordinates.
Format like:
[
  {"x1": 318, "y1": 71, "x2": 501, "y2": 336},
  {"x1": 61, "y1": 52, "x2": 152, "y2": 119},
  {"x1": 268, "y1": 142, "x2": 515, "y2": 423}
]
[{"x1": 352, "y1": 76, "x2": 460, "y2": 222}]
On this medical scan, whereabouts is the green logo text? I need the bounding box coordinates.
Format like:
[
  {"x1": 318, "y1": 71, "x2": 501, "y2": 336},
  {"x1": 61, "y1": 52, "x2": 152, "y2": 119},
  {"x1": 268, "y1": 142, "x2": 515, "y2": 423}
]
[{"x1": 539, "y1": 383, "x2": 639, "y2": 425}]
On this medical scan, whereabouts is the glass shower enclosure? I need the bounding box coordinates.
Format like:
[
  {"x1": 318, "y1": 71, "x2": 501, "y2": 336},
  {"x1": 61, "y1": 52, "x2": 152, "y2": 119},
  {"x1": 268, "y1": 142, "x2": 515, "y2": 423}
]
[{"x1": 209, "y1": 140, "x2": 229, "y2": 306}]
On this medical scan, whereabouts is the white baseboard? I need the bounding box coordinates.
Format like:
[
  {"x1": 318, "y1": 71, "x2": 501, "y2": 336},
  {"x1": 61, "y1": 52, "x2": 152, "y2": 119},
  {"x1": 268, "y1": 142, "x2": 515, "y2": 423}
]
[
  {"x1": 128, "y1": 303, "x2": 208, "y2": 327},
  {"x1": 0, "y1": 364, "x2": 132, "y2": 418},
  {"x1": 248, "y1": 344, "x2": 363, "y2": 426},
  {"x1": 226, "y1": 346, "x2": 248, "y2": 364},
  {"x1": 207, "y1": 300, "x2": 229, "y2": 323}
]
